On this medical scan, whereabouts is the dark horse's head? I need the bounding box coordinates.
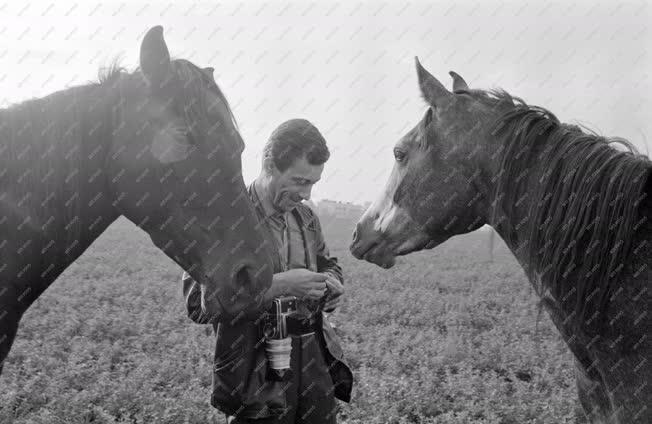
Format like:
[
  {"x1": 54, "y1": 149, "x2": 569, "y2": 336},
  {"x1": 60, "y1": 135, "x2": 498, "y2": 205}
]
[
  {"x1": 351, "y1": 58, "x2": 506, "y2": 267},
  {"x1": 106, "y1": 27, "x2": 273, "y2": 318}
]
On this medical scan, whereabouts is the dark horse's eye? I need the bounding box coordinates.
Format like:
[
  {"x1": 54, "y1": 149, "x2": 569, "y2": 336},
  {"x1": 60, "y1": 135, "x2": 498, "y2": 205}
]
[{"x1": 394, "y1": 148, "x2": 406, "y2": 162}]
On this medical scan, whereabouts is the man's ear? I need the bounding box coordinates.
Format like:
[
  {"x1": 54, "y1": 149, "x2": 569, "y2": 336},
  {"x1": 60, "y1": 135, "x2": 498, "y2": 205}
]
[{"x1": 262, "y1": 155, "x2": 276, "y2": 174}]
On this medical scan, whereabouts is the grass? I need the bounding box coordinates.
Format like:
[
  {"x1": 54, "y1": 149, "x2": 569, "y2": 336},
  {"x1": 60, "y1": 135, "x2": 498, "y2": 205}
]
[{"x1": 0, "y1": 215, "x2": 582, "y2": 423}]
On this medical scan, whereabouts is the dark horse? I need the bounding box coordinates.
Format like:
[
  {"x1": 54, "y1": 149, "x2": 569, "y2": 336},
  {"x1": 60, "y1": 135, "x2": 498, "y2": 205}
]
[
  {"x1": 351, "y1": 58, "x2": 651, "y2": 423},
  {"x1": 0, "y1": 26, "x2": 274, "y2": 375}
]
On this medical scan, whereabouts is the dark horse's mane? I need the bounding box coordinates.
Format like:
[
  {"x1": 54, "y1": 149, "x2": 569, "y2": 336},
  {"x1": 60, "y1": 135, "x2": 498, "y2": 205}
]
[
  {"x1": 0, "y1": 62, "x2": 126, "y2": 244},
  {"x1": 1, "y1": 57, "x2": 241, "y2": 146},
  {"x1": 0, "y1": 58, "x2": 240, "y2": 245},
  {"x1": 477, "y1": 89, "x2": 651, "y2": 333}
]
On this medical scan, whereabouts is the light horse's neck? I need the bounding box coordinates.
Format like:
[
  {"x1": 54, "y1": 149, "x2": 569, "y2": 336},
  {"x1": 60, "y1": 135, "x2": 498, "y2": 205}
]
[
  {"x1": 0, "y1": 80, "x2": 121, "y2": 307},
  {"x1": 484, "y1": 106, "x2": 651, "y2": 340},
  {"x1": 479, "y1": 103, "x2": 652, "y2": 424}
]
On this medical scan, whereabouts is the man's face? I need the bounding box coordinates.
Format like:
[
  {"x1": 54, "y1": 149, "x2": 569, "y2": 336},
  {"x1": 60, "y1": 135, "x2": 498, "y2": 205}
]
[{"x1": 268, "y1": 156, "x2": 324, "y2": 212}]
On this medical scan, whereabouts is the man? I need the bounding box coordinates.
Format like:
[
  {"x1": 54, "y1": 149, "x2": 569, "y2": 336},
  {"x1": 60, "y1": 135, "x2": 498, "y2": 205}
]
[{"x1": 182, "y1": 119, "x2": 353, "y2": 423}]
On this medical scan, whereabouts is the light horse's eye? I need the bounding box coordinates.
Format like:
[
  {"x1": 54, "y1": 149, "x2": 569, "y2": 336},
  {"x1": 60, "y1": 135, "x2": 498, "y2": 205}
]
[{"x1": 393, "y1": 148, "x2": 407, "y2": 162}]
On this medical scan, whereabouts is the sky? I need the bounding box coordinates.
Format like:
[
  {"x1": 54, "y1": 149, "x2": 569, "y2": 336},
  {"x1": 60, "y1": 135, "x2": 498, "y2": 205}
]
[{"x1": 1, "y1": 0, "x2": 650, "y2": 204}]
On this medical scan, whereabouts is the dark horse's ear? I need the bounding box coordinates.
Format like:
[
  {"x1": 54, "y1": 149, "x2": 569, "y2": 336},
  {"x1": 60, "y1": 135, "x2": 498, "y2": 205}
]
[
  {"x1": 415, "y1": 57, "x2": 452, "y2": 108},
  {"x1": 204, "y1": 67, "x2": 215, "y2": 75},
  {"x1": 449, "y1": 71, "x2": 469, "y2": 93},
  {"x1": 140, "y1": 26, "x2": 171, "y2": 91}
]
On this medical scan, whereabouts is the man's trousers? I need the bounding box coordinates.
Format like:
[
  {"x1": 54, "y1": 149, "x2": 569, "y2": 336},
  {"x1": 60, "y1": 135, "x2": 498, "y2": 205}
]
[{"x1": 226, "y1": 333, "x2": 338, "y2": 424}]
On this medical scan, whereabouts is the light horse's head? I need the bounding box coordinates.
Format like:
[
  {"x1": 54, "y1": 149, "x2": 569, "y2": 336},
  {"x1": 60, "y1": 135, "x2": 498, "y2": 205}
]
[
  {"x1": 107, "y1": 27, "x2": 273, "y2": 319},
  {"x1": 351, "y1": 58, "x2": 512, "y2": 268}
]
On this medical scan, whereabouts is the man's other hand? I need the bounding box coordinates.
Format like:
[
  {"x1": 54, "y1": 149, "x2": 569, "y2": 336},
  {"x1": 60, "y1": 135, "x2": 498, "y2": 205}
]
[
  {"x1": 272, "y1": 269, "x2": 327, "y2": 301},
  {"x1": 322, "y1": 273, "x2": 344, "y2": 312}
]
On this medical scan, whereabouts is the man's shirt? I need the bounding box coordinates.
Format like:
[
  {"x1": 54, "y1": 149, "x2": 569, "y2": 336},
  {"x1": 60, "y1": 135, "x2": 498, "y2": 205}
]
[{"x1": 251, "y1": 181, "x2": 307, "y2": 271}]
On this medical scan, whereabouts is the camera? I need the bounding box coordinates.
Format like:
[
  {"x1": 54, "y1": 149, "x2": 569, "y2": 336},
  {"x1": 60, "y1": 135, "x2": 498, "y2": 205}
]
[
  {"x1": 262, "y1": 295, "x2": 324, "y2": 381},
  {"x1": 262, "y1": 296, "x2": 298, "y2": 381},
  {"x1": 263, "y1": 296, "x2": 299, "y2": 339}
]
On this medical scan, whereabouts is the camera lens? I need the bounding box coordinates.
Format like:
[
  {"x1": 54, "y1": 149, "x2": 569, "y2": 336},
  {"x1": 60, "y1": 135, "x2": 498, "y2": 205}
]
[{"x1": 263, "y1": 323, "x2": 275, "y2": 339}]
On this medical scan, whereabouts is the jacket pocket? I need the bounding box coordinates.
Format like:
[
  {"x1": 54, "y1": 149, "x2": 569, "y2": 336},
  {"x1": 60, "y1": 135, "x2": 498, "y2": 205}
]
[
  {"x1": 211, "y1": 342, "x2": 251, "y2": 415},
  {"x1": 211, "y1": 323, "x2": 288, "y2": 418},
  {"x1": 212, "y1": 343, "x2": 288, "y2": 418},
  {"x1": 242, "y1": 345, "x2": 288, "y2": 413}
]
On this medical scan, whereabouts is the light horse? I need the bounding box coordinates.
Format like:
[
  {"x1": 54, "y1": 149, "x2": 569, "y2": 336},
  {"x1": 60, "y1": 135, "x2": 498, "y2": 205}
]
[
  {"x1": 0, "y1": 26, "x2": 274, "y2": 376},
  {"x1": 351, "y1": 58, "x2": 651, "y2": 423}
]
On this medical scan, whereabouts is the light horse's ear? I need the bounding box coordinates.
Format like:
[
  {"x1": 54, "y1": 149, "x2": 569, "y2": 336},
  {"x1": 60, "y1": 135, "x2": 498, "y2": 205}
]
[
  {"x1": 140, "y1": 25, "x2": 171, "y2": 91},
  {"x1": 415, "y1": 57, "x2": 452, "y2": 108},
  {"x1": 449, "y1": 71, "x2": 469, "y2": 93}
]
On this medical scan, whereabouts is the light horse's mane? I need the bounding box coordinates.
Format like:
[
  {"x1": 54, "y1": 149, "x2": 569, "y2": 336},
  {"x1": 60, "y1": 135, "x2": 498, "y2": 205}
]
[{"x1": 476, "y1": 89, "x2": 651, "y2": 333}]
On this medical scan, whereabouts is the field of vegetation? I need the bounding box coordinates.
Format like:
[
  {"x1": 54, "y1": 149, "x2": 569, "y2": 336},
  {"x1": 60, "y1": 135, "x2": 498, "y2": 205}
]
[{"x1": 0, "y1": 214, "x2": 582, "y2": 423}]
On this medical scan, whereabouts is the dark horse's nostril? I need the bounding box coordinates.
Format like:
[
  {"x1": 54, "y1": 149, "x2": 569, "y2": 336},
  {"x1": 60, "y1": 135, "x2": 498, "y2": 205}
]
[{"x1": 235, "y1": 265, "x2": 251, "y2": 287}]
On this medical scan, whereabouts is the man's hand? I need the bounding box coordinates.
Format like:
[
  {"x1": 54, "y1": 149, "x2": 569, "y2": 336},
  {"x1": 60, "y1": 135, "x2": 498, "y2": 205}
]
[
  {"x1": 267, "y1": 269, "x2": 327, "y2": 303},
  {"x1": 322, "y1": 273, "x2": 344, "y2": 312}
]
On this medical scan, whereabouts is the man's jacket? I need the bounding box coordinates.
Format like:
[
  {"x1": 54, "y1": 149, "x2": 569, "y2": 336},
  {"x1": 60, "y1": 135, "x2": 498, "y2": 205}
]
[{"x1": 182, "y1": 183, "x2": 353, "y2": 418}]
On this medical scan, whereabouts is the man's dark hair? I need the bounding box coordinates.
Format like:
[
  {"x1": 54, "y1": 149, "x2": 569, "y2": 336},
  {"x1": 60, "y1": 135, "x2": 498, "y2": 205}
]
[{"x1": 263, "y1": 119, "x2": 330, "y2": 173}]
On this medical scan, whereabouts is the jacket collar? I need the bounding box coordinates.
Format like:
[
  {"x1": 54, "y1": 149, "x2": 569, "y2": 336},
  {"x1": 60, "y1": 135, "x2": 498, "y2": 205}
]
[
  {"x1": 251, "y1": 178, "x2": 305, "y2": 223},
  {"x1": 251, "y1": 178, "x2": 281, "y2": 219}
]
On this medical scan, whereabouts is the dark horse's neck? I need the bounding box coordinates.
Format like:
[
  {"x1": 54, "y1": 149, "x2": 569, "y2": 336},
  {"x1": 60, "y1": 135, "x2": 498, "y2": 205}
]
[
  {"x1": 487, "y1": 106, "x2": 652, "y2": 341},
  {"x1": 0, "y1": 79, "x2": 121, "y2": 309}
]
